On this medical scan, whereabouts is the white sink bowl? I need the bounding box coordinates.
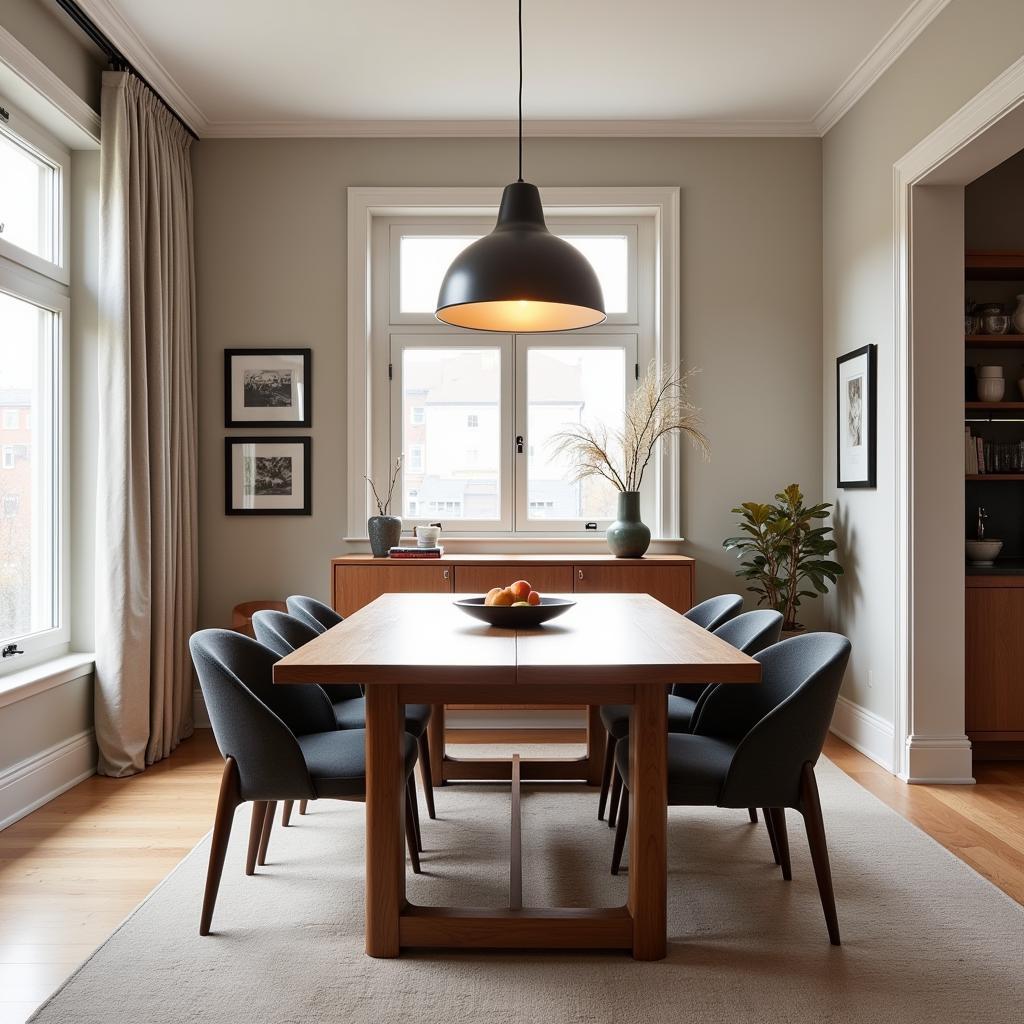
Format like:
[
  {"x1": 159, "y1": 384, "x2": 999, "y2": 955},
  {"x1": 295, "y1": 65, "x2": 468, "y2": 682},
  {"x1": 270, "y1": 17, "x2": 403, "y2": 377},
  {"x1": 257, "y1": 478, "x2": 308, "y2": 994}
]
[{"x1": 966, "y1": 539, "x2": 1003, "y2": 565}]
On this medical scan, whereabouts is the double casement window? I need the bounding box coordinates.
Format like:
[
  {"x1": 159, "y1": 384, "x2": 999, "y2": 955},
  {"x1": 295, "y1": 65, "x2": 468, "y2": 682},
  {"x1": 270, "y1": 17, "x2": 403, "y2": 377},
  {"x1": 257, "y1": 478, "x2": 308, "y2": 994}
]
[
  {"x1": 351, "y1": 187, "x2": 680, "y2": 540},
  {"x1": 0, "y1": 109, "x2": 69, "y2": 668}
]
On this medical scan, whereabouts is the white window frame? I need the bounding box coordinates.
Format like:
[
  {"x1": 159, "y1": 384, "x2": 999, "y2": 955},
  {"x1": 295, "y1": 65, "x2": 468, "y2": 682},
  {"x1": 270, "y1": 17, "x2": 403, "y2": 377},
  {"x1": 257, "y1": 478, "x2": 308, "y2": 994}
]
[
  {"x1": 346, "y1": 187, "x2": 681, "y2": 543},
  {"x1": 0, "y1": 107, "x2": 71, "y2": 672}
]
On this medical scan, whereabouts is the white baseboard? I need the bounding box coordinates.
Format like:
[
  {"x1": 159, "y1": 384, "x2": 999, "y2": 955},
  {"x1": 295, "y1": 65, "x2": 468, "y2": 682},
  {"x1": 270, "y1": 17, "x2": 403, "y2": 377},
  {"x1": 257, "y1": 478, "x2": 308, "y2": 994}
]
[
  {"x1": 830, "y1": 696, "x2": 896, "y2": 772},
  {"x1": 903, "y1": 734, "x2": 975, "y2": 784},
  {"x1": 0, "y1": 728, "x2": 97, "y2": 831}
]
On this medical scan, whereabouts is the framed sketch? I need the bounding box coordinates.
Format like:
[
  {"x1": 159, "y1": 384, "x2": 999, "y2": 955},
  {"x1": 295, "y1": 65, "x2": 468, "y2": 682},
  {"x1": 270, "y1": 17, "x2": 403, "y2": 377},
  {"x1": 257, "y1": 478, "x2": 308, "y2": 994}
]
[
  {"x1": 224, "y1": 348, "x2": 311, "y2": 427},
  {"x1": 225, "y1": 437, "x2": 311, "y2": 516},
  {"x1": 836, "y1": 344, "x2": 877, "y2": 489}
]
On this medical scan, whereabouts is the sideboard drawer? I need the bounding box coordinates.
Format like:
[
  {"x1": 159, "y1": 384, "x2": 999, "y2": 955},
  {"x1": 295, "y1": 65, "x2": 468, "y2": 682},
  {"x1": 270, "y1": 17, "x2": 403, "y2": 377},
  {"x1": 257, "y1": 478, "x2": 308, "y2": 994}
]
[
  {"x1": 573, "y1": 563, "x2": 692, "y2": 613},
  {"x1": 452, "y1": 564, "x2": 575, "y2": 595},
  {"x1": 333, "y1": 563, "x2": 452, "y2": 618}
]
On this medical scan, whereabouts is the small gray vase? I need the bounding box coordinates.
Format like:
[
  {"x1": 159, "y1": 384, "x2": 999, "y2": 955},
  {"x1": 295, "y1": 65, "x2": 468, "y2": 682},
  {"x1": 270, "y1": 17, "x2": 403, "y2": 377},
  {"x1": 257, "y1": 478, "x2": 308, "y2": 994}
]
[
  {"x1": 606, "y1": 491, "x2": 650, "y2": 558},
  {"x1": 368, "y1": 515, "x2": 402, "y2": 557}
]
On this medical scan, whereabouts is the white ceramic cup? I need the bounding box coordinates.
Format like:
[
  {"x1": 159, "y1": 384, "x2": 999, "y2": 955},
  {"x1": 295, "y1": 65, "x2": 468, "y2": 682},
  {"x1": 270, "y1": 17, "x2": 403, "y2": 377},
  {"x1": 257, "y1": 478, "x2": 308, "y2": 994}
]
[
  {"x1": 978, "y1": 378, "x2": 1006, "y2": 402},
  {"x1": 415, "y1": 525, "x2": 441, "y2": 548},
  {"x1": 976, "y1": 365, "x2": 1004, "y2": 379}
]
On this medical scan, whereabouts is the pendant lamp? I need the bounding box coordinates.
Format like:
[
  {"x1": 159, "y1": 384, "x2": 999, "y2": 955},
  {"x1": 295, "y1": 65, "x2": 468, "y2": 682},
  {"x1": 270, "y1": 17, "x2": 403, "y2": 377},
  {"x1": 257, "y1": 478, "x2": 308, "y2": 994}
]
[{"x1": 435, "y1": 1, "x2": 605, "y2": 333}]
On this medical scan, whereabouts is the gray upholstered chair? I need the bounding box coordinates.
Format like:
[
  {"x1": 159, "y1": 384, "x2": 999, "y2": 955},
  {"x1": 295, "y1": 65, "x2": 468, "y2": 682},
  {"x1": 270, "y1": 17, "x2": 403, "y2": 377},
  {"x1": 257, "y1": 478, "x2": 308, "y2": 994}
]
[
  {"x1": 286, "y1": 594, "x2": 343, "y2": 634},
  {"x1": 610, "y1": 632, "x2": 852, "y2": 946},
  {"x1": 597, "y1": 594, "x2": 748, "y2": 822},
  {"x1": 189, "y1": 629, "x2": 421, "y2": 936},
  {"x1": 251, "y1": 609, "x2": 438, "y2": 822}
]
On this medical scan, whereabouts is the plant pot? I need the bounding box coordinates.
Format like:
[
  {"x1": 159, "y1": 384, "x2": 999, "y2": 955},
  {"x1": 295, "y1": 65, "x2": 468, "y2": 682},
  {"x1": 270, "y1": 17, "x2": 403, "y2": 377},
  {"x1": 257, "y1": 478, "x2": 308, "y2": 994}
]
[
  {"x1": 781, "y1": 625, "x2": 807, "y2": 640},
  {"x1": 367, "y1": 515, "x2": 402, "y2": 557},
  {"x1": 606, "y1": 491, "x2": 650, "y2": 558}
]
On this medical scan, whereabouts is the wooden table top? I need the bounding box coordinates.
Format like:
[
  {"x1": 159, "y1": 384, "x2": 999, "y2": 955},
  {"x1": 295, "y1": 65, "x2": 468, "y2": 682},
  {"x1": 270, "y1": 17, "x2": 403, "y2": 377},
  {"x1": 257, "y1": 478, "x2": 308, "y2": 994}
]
[{"x1": 272, "y1": 593, "x2": 761, "y2": 687}]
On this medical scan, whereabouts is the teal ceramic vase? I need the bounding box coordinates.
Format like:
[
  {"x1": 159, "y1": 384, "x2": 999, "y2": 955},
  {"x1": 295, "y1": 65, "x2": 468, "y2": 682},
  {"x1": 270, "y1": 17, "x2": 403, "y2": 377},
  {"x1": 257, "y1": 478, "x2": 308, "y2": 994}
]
[{"x1": 606, "y1": 491, "x2": 650, "y2": 558}]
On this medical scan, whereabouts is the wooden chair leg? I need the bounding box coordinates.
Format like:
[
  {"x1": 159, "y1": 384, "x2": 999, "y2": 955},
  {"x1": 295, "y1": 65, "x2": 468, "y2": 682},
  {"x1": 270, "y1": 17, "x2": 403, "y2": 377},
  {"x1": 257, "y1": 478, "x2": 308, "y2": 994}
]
[
  {"x1": 763, "y1": 806, "x2": 781, "y2": 866},
  {"x1": 405, "y1": 787, "x2": 422, "y2": 874},
  {"x1": 611, "y1": 786, "x2": 630, "y2": 875},
  {"x1": 768, "y1": 807, "x2": 791, "y2": 881},
  {"x1": 200, "y1": 757, "x2": 241, "y2": 936},
  {"x1": 245, "y1": 801, "x2": 267, "y2": 876},
  {"x1": 281, "y1": 800, "x2": 293, "y2": 827},
  {"x1": 298, "y1": 800, "x2": 308, "y2": 815},
  {"x1": 407, "y1": 777, "x2": 423, "y2": 852},
  {"x1": 748, "y1": 807, "x2": 758, "y2": 823},
  {"x1": 607, "y1": 764, "x2": 623, "y2": 828},
  {"x1": 597, "y1": 732, "x2": 616, "y2": 820},
  {"x1": 801, "y1": 763, "x2": 840, "y2": 945},
  {"x1": 417, "y1": 732, "x2": 437, "y2": 820},
  {"x1": 257, "y1": 800, "x2": 276, "y2": 867}
]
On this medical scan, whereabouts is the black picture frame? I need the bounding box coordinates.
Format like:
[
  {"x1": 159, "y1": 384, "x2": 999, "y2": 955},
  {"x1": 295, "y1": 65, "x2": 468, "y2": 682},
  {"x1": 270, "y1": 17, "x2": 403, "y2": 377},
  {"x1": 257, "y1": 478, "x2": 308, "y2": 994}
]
[
  {"x1": 224, "y1": 348, "x2": 312, "y2": 428},
  {"x1": 224, "y1": 436, "x2": 312, "y2": 516},
  {"x1": 836, "y1": 343, "x2": 877, "y2": 489}
]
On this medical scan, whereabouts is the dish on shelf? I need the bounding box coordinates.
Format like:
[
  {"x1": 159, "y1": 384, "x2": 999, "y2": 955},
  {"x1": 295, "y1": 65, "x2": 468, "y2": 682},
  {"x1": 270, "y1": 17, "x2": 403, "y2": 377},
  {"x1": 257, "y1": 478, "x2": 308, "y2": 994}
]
[{"x1": 966, "y1": 539, "x2": 1003, "y2": 565}]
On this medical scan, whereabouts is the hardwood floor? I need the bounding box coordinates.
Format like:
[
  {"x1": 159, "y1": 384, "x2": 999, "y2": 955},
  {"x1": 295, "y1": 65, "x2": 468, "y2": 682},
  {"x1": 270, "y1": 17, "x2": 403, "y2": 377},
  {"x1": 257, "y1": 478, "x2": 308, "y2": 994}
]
[{"x1": 0, "y1": 730, "x2": 1021, "y2": 1023}]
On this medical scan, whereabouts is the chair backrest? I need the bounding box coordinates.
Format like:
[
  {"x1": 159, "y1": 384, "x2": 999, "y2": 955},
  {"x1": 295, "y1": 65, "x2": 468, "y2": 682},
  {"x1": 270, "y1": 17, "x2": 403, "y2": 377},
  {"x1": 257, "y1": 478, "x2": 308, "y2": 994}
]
[
  {"x1": 684, "y1": 594, "x2": 744, "y2": 632},
  {"x1": 251, "y1": 609, "x2": 362, "y2": 703},
  {"x1": 189, "y1": 629, "x2": 324, "y2": 801},
  {"x1": 695, "y1": 632, "x2": 851, "y2": 808},
  {"x1": 286, "y1": 594, "x2": 343, "y2": 634},
  {"x1": 673, "y1": 609, "x2": 784, "y2": 701}
]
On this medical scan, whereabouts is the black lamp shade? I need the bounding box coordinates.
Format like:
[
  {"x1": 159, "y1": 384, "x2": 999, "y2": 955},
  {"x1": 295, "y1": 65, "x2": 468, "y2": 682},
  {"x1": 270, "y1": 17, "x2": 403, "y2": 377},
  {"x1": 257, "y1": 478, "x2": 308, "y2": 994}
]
[{"x1": 435, "y1": 182, "x2": 606, "y2": 333}]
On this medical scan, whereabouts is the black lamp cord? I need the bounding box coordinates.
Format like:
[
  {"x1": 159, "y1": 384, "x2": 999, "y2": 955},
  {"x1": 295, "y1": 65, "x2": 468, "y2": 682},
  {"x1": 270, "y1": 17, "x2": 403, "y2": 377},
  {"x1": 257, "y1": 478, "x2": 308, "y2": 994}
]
[{"x1": 517, "y1": 0, "x2": 523, "y2": 182}]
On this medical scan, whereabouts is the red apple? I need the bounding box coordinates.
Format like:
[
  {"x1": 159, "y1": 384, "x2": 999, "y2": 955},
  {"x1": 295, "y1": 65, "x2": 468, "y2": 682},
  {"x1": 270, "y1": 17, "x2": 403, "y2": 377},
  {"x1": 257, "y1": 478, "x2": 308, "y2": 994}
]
[
  {"x1": 509, "y1": 580, "x2": 532, "y2": 601},
  {"x1": 526, "y1": 590, "x2": 541, "y2": 606}
]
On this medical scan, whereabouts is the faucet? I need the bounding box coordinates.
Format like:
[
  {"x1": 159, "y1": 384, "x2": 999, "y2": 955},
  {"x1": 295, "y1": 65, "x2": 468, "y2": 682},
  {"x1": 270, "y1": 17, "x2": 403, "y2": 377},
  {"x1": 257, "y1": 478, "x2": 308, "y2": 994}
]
[{"x1": 977, "y1": 506, "x2": 988, "y2": 540}]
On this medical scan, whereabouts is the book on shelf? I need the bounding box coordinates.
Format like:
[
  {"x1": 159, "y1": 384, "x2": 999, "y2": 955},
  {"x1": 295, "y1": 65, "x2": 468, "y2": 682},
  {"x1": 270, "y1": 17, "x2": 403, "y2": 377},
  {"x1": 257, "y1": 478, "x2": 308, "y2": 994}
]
[
  {"x1": 964, "y1": 427, "x2": 1024, "y2": 475},
  {"x1": 388, "y1": 546, "x2": 444, "y2": 559},
  {"x1": 966, "y1": 427, "x2": 979, "y2": 474}
]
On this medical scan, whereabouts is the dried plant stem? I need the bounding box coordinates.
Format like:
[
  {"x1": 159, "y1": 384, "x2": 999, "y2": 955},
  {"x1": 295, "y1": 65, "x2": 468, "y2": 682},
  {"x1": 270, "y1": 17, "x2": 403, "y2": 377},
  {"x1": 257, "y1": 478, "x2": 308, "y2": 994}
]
[{"x1": 365, "y1": 456, "x2": 402, "y2": 516}]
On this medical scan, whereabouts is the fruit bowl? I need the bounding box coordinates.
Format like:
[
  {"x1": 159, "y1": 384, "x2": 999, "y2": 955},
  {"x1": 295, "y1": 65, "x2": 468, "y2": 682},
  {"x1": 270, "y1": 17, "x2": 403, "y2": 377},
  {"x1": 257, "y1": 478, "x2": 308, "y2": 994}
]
[{"x1": 454, "y1": 596, "x2": 576, "y2": 629}]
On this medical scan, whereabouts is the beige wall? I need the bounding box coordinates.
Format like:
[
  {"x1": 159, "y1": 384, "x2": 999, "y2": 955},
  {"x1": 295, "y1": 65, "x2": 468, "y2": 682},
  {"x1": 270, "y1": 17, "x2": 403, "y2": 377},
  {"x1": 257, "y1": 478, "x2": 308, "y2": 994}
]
[
  {"x1": 192, "y1": 137, "x2": 823, "y2": 627},
  {"x1": 965, "y1": 149, "x2": 1024, "y2": 249},
  {"x1": 822, "y1": 0, "x2": 1024, "y2": 724}
]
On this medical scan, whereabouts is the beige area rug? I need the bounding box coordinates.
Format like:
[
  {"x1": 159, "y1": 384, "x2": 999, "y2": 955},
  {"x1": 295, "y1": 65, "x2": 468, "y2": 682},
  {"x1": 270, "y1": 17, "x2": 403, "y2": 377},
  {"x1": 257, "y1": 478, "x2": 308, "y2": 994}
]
[{"x1": 29, "y1": 747, "x2": 1024, "y2": 1024}]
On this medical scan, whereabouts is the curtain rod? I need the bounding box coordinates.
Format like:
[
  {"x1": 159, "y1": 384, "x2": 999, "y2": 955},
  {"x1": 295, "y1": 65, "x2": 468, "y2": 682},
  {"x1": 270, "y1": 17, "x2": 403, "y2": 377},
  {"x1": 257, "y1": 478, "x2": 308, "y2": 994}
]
[{"x1": 53, "y1": 0, "x2": 199, "y2": 140}]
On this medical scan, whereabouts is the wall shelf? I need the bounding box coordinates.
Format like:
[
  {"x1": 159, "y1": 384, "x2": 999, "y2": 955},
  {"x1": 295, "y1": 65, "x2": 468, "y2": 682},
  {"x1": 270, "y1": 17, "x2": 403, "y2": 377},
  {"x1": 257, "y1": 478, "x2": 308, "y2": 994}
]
[
  {"x1": 966, "y1": 250, "x2": 1024, "y2": 280},
  {"x1": 966, "y1": 334, "x2": 1024, "y2": 346},
  {"x1": 966, "y1": 474, "x2": 1024, "y2": 480},
  {"x1": 965, "y1": 402, "x2": 1024, "y2": 410}
]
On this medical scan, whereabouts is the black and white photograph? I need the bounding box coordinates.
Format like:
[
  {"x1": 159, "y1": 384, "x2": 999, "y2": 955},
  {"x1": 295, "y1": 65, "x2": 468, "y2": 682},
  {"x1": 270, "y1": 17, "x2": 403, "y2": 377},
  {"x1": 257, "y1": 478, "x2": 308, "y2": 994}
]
[
  {"x1": 836, "y1": 344, "x2": 876, "y2": 489},
  {"x1": 225, "y1": 436, "x2": 311, "y2": 515},
  {"x1": 224, "y1": 348, "x2": 311, "y2": 427}
]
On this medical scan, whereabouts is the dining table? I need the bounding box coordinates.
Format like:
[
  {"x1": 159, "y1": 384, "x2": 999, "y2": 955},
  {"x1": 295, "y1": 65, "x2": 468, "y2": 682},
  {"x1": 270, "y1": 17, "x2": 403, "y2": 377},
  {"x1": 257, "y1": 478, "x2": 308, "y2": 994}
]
[{"x1": 272, "y1": 591, "x2": 761, "y2": 960}]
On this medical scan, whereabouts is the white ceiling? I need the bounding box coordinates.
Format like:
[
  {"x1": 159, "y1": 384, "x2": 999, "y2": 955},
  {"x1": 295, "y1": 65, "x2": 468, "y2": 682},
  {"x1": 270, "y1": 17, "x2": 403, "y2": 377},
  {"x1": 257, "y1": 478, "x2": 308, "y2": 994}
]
[{"x1": 79, "y1": 0, "x2": 950, "y2": 137}]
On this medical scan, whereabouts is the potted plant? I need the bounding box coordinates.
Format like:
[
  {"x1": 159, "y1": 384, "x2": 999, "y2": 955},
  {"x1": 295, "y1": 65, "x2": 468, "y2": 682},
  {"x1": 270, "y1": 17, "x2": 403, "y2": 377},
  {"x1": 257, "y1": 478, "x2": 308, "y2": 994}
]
[
  {"x1": 551, "y1": 363, "x2": 709, "y2": 558},
  {"x1": 365, "y1": 456, "x2": 402, "y2": 558},
  {"x1": 723, "y1": 484, "x2": 843, "y2": 634}
]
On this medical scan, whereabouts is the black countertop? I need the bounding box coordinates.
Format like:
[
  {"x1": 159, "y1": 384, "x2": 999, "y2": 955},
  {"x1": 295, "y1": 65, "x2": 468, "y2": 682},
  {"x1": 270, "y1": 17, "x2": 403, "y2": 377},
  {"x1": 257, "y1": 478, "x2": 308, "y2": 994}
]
[{"x1": 967, "y1": 557, "x2": 1024, "y2": 575}]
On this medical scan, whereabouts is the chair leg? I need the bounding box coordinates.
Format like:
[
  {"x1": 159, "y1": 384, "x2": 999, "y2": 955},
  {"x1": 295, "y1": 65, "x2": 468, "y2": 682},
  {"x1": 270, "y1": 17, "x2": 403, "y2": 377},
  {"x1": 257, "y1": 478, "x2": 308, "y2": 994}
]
[
  {"x1": 200, "y1": 757, "x2": 241, "y2": 936},
  {"x1": 405, "y1": 787, "x2": 422, "y2": 874},
  {"x1": 245, "y1": 801, "x2": 268, "y2": 876},
  {"x1": 607, "y1": 764, "x2": 623, "y2": 828},
  {"x1": 281, "y1": 800, "x2": 293, "y2": 827},
  {"x1": 748, "y1": 807, "x2": 758, "y2": 823},
  {"x1": 768, "y1": 807, "x2": 791, "y2": 881},
  {"x1": 417, "y1": 732, "x2": 437, "y2": 820},
  {"x1": 257, "y1": 800, "x2": 276, "y2": 867},
  {"x1": 611, "y1": 787, "x2": 630, "y2": 875},
  {"x1": 299, "y1": 800, "x2": 308, "y2": 815},
  {"x1": 597, "y1": 732, "x2": 616, "y2": 820},
  {"x1": 763, "y1": 806, "x2": 781, "y2": 866},
  {"x1": 407, "y1": 777, "x2": 423, "y2": 852},
  {"x1": 801, "y1": 763, "x2": 840, "y2": 945}
]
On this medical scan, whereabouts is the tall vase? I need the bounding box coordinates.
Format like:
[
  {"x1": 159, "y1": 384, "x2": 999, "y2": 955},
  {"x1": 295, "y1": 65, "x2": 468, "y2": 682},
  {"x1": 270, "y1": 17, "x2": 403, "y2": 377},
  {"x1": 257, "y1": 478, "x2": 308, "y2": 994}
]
[
  {"x1": 606, "y1": 491, "x2": 650, "y2": 558},
  {"x1": 367, "y1": 515, "x2": 402, "y2": 557}
]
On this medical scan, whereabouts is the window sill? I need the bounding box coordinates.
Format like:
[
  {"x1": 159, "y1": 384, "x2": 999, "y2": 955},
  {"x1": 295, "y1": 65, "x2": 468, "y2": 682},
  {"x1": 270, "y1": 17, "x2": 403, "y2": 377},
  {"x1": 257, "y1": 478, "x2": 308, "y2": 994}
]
[
  {"x1": 342, "y1": 535, "x2": 687, "y2": 553},
  {"x1": 0, "y1": 652, "x2": 95, "y2": 710}
]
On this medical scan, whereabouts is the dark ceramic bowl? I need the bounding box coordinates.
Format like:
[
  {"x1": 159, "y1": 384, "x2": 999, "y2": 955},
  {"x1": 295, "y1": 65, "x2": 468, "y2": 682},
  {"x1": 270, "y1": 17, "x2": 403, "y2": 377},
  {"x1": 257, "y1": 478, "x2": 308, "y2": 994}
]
[{"x1": 453, "y1": 596, "x2": 576, "y2": 629}]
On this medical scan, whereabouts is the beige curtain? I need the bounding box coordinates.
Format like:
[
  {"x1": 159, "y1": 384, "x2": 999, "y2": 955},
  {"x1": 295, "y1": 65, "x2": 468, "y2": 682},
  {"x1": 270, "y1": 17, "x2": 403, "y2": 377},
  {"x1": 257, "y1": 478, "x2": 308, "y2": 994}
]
[{"x1": 95, "y1": 71, "x2": 198, "y2": 777}]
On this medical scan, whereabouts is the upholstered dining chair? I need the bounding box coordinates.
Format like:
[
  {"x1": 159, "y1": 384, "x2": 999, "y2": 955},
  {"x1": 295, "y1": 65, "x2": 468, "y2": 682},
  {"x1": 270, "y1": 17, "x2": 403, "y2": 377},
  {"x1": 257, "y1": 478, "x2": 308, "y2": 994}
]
[
  {"x1": 597, "y1": 593, "x2": 747, "y2": 822},
  {"x1": 189, "y1": 629, "x2": 422, "y2": 936},
  {"x1": 610, "y1": 632, "x2": 852, "y2": 946},
  {"x1": 286, "y1": 594, "x2": 342, "y2": 634},
  {"x1": 251, "y1": 610, "x2": 438, "y2": 824}
]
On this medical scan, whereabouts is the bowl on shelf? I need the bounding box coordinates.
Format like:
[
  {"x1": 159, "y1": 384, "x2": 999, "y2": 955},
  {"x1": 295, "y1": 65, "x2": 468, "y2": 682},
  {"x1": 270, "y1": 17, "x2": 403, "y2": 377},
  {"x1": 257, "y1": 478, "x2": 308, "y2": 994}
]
[
  {"x1": 977, "y1": 378, "x2": 1006, "y2": 402},
  {"x1": 454, "y1": 596, "x2": 575, "y2": 628},
  {"x1": 966, "y1": 539, "x2": 1003, "y2": 566},
  {"x1": 983, "y1": 314, "x2": 1011, "y2": 335},
  {"x1": 976, "y1": 365, "x2": 1004, "y2": 378}
]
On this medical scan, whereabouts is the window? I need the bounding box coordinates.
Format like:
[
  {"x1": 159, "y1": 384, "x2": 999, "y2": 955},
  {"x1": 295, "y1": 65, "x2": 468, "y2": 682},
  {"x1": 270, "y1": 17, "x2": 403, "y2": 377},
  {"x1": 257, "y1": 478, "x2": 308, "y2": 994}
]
[
  {"x1": 0, "y1": 109, "x2": 68, "y2": 668},
  {"x1": 352, "y1": 187, "x2": 679, "y2": 539}
]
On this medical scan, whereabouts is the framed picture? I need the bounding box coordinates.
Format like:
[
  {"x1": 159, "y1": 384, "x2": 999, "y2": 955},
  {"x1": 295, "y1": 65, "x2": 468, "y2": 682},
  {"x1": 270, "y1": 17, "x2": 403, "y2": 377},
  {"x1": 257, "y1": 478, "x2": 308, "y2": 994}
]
[
  {"x1": 225, "y1": 437, "x2": 311, "y2": 516},
  {"x1": 836, "y1": 344, "x2": 877, "y2": 489},
  {"x1": 224, "y1": 348, "x2": 311, "y2": 428}
]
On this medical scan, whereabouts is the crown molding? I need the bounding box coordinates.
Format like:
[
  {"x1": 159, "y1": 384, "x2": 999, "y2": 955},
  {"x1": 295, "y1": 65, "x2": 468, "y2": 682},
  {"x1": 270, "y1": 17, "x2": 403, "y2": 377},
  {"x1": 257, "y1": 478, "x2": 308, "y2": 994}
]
[
  {"x1": 76, "y1": 0, "x2": 207, "y2": 134},
  {"x1": 200, "y1": 117, "x2": 819, "y2": 139},
  {"x1": 813, "y1": 0, "x2": 952, "y2": 135}
]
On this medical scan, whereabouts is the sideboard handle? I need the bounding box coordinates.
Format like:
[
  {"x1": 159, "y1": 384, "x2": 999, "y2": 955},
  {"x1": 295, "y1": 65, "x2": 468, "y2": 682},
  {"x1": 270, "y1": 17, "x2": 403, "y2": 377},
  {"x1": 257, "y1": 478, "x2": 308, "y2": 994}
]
[
  {"x1": 578, "y1": 569, "x2": 584, "y2": 581},
  {"x1": 442, "y1": 569, "x2": 450, "y2": 581}
]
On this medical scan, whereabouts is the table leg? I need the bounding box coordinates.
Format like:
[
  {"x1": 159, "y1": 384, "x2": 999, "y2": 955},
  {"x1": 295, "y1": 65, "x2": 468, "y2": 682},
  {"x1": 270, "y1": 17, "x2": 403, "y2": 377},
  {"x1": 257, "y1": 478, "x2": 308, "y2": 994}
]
[
  {"x1": 628, "y1": 685, "x2": 667, "y2": 960},
  {"x1": 365, "y1": 684, "x2": 406, "y2": 958},
  {"x1": 585, "y1": 705, "x2": 604, "y2": 787},
  {"x1": 428, "y1": 703, "x2": 445, "y2": 786}
]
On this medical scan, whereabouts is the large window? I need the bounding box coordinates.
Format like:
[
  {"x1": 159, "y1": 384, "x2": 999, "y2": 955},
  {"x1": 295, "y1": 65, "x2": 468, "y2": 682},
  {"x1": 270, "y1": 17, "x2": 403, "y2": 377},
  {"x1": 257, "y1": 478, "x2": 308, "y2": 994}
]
[{"x1": 0, "y1": 111, "x2": 68, "y2": 668}]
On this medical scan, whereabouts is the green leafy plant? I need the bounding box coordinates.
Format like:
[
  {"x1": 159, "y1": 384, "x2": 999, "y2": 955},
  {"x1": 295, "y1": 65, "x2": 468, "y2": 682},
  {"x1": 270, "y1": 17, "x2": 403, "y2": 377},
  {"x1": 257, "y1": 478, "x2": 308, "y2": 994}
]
[{"x1": 723, "y1": 484, "x2": 843, "y2": 632}]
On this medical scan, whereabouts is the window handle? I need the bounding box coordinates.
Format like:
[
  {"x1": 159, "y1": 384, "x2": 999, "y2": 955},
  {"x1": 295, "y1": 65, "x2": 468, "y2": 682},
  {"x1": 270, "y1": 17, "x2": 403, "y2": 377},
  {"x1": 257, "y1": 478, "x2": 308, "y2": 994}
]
[
  {"x1": 2, "y1": 643, "x2": 24, "y2": 658},
  {"x1": 516, "y1": 435, "x2": 524, "y2": 454}
]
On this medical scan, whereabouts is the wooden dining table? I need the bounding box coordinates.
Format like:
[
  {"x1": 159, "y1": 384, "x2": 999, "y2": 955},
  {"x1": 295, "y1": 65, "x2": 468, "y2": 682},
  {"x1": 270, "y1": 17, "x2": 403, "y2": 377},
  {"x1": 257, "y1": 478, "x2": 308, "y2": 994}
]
[{"x1": 273, "y1": 592, "x2": 761, "y2": 960}]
